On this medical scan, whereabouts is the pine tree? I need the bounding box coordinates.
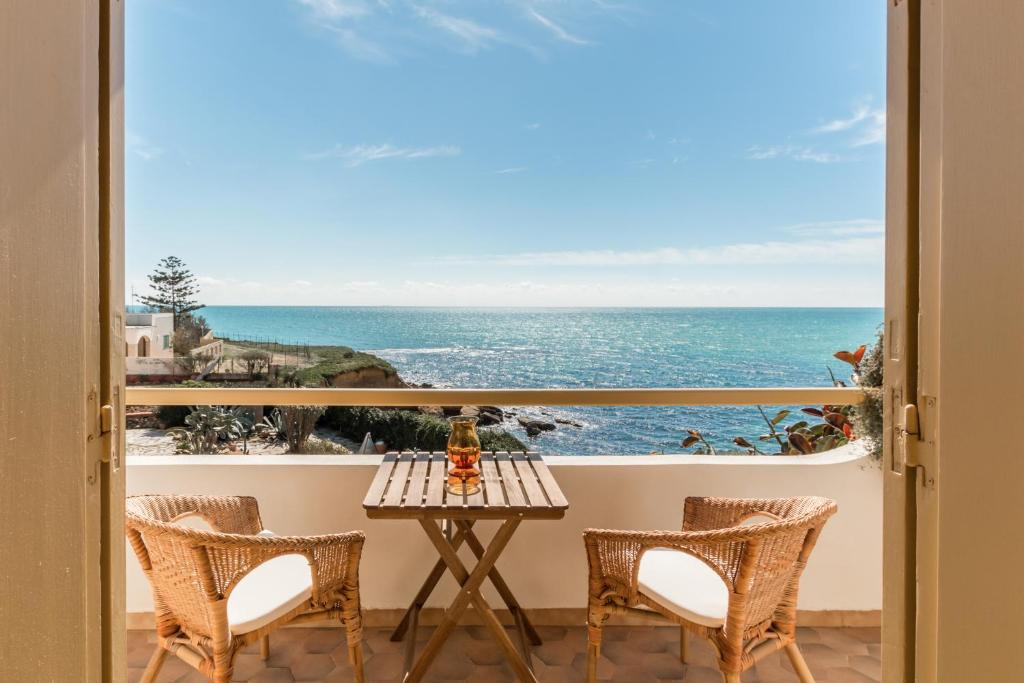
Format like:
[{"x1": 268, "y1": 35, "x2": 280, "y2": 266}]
[{"x1": 139, "y1": 256, "x2": 203, "y2": 329}]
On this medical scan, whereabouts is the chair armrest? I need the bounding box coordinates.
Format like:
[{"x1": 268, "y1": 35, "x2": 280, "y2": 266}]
[
  {"x1": 202, "y1": 531, "x2": 365, "y2": 607},
  {"x1": 583, "y1": 528, "x2": 742, "y2": 608}
]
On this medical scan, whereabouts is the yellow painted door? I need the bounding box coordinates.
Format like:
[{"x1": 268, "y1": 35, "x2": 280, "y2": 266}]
[
  {"x1": 883, "y1": 1, "x2": 920, "y2": 680},
  {"x1": 886, "y1": 2, "x2": 1024, "y2": 680},
  {"x1": 0, "y1": 0, "x2": 124, "y2": 680}
]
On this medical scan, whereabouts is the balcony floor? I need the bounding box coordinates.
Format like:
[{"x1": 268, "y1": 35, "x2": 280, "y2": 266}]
[{"x1": 128, "y1": 625, "x2": 880, "y2": 682}]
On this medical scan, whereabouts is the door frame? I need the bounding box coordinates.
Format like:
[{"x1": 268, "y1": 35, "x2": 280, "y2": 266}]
[
  {"x1": 883, "y1": 1, "x2": 921, "y2": 681},
  {"x1": 99, "y1": 0, "x2": 126, "y2": 680}
]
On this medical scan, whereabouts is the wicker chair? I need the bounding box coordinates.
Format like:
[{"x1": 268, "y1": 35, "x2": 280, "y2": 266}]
[
  {"x1": 126, "y1": 494, "x2": 365, "y2": 683},
  {"x1": 583, "y1": 496, "x2": 837, "y2": 683}
]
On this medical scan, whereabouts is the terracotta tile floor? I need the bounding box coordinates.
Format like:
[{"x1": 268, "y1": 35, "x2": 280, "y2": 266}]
[{"x1": 127, "y1": 625, "x2": 880, "y2": 682}]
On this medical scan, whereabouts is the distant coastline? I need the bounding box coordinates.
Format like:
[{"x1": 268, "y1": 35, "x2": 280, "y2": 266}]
[{"x1": 184, "y1": 306, "x2": 883, "y2": 455}]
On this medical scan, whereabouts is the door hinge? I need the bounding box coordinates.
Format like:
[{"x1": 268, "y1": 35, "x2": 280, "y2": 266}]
[
  {"x1": 99, "y1": 385, "x2": 121, "y2": 472},
  {"x1": 901, "y1": 401, "x2": 936, "y2": 486},
  {"x1": 100, "y1": 404, "x2": 115, "y2": 436}
]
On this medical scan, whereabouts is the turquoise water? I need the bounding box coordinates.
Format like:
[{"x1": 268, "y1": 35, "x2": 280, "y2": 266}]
[{"x1": 199, "y1": 307, "x2": 882, "y2": 455}]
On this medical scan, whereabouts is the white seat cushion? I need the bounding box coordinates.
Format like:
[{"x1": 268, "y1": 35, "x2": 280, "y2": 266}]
[
  {"x1": 637, "y1": 548, "x2": 729, "y2": 628},
  {"x1": 168, "y1": 519, "x2": 312, "y2": 634},
  {"x1": 226, "y1": 531, "x2": 313, "y2": 635}
]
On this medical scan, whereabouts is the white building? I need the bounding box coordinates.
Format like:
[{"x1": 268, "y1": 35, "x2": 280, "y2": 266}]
[
  {"x1": 125, "y1": 312, "x2": 223, "y2": 378},
  {"x1": 125, "y1": 312, "x2": 173, "y2": 359}
]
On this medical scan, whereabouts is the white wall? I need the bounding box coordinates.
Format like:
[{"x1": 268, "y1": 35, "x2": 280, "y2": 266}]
[
  {"x1": 125, "y1": 313, "x2": 173, "y2": 359},
  {"x1": 125, "y1": 356, "x2": 177, "y2": 375},
  {"x1": 126, "y1": 447, "x2": 881, "y2": 616}
]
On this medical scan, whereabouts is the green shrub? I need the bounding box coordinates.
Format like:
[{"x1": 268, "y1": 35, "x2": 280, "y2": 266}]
[
  {"x1": 479, "y1": 429, "x2": 528, "y2": 452},
  {"x1": 414, "y1": 414, "x2": 451, "y2": 451},
  {"x1": 853, "y1": 329, "x2": 884, "y2": 460},
  {"x1": 322, "y1": 406, "x2": 526, "y2": 452},
  {"x1": 277, "y1": 405, "x2": 327, "y2": 454},
  {"x1": 170, "y1": 405, "x2": 252, "y2": 453}
]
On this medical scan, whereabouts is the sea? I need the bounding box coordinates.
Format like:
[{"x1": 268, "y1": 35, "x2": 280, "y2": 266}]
[{"x1": 198, "y1": 307, "x2": 882, "y2": 456}]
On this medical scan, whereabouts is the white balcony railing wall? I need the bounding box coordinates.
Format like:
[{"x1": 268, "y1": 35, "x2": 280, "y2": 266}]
[{"x1": 125, "y1": 385, "x2": 880, "y2": 623}]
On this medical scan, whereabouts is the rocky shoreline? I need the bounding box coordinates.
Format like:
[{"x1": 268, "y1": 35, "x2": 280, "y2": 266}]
[{"x1": 126, "y1": 340, "x2": 585, "y2": 454}]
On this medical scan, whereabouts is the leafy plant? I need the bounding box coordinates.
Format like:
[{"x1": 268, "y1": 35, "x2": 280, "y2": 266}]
[
  {"x1": 277, "y1": 405, "x2": 327, "y2": 454},
  {"x1": 255, "y1": 408, "x2": 286, "y2": 441},
  {"x1": 851, "y1": 330, "x2": 884, "y2": 460},
  {"x1": 681, "y1": 429, "x2": 717, "y2": 454},
  {"x1": 170, "y1": 405, "x2": 252, "y2": 454},
  {"x1": 682, "y1": 339, "x2": 882, "y2": 457}
]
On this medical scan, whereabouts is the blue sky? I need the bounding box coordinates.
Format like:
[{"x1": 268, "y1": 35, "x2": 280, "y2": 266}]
[{"x1": 126, "y1": 0, "x2": 885, "y2": 307}]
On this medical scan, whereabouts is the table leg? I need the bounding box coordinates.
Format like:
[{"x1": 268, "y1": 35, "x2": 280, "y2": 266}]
[
  {"x1": 391, "y1": 523, "x2": 471, "y2": 642},
  {"x1": 407, "y1": 517, "x2": 536, "y2": 683},
  {"x1": 454, "y1": 519, "x2": 544, "y2": 647}
]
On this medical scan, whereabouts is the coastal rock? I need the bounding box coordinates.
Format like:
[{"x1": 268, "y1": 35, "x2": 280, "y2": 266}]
[
  {"x1": 554, "y1": 417, "x2": 583, "y2": 428},
  {"x1": 517, "y1": 416, "x2": 556, "y2": 437},
  {"x1": 419, "y1": 406, "x2": 445, "y2": 418},
  {"x1": 477, "y1": 406, "x2": 504, "y2": 426},
  {"x1": 455, "y1": 405, "x2": 504, "y2": 426}
]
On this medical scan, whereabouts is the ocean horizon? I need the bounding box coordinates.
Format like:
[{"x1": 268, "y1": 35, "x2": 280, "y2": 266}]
[{"x1": 191, "y1": 306, "x2": 883, "y2": 455}]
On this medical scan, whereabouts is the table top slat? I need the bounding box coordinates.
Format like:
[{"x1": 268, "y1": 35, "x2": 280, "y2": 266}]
[
  {"x1": 465, "y1": 480, "x2": 485, "y2": 507},
  {"x1": 405, "y1": 453, "x2": 429, "y2": 507},
  {"x1": 424, "y1": 453, "x2": 447, "y2": 509},
  {"x1": 495, "y1": 452, "x2": 528, "y2": 508},
  {"x1": 511, "y1": 453, "x2": 548, "y2": 507},
  {"x1": 364, "y1": 450, "x2": 567, "y2": 519},
  {"x1": 526, "y1": 453, "x2": 569, "y2": 508},
  {"x1": 382, "y1": 453, "x2": 414, "y2": 507},
  {"x1": 480, "y1": 454, "x2": 506, "y2": 507},
  {"x1": 361, "y1": 453, "x2": 399, "y2": 508}
]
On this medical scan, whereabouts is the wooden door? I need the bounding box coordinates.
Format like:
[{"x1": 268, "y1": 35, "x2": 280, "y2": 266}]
[
  {"x1": 0, "y1": 0, "x2": 124, "y2": 680},
  {"x1": 913, "y1": 1, "x2": 1024, "y2": 680},
  {"x1": 883, "y1": 1, "x2": 921, "y2": 680},
  {"x1": 886, "y1": 2, "x2": 1024, "y2": 680}
]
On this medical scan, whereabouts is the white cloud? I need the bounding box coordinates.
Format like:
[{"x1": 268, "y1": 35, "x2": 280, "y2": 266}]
[
  {"x1": 785, "y1": 219, "x2": 884, "y2": 237},
  {"x1": 414, "y1": 6, "x2": 504, "y2": 52},
  {"x1": 126, "y1": 131, "x2": 163, "y2": 161},
  {"x1": 441, "y1": 235, "x2": 883, "y2": 268},
  {"x1": 293, "y1": 0, "x2": 614, "y2": 61},
  {"x1": 295, "y1": 0, "x2": 372, "y2": 20},
  {"x1": 746, "y1": 145, "x2": 840, "y2": 163},
  {"x1": 526, "y1": 8, "x2": 591, "y2": 45},
  {"x1": 812, "y1": 104, "x2": 886, "y2": 147},
  {"x1": 320, "y1": 24, "x2": 394, "y2": 63},
  {"x1": 304, "y1": 143, "x2": 461, "y2": 165},
  {"x1": 293, "y1": 0, "x2": 394, "y2": 63},
  {"x1": 494, "y1": 166, "x2": 528, "y2": 174},
  {"x1": 853, "y1": 111, "x2": 886, "y2": 147},
  {"x1": 525, "y1": 122, "x2": 542, "y2": 130},
  {"x1": 157, "y1": 272, "x2": 880, "y2": 308}
]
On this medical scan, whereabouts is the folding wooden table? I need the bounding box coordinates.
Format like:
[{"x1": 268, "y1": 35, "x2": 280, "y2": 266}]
[{"x1": 363, "y1": 451, "x2": 569, "y2": 683}]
